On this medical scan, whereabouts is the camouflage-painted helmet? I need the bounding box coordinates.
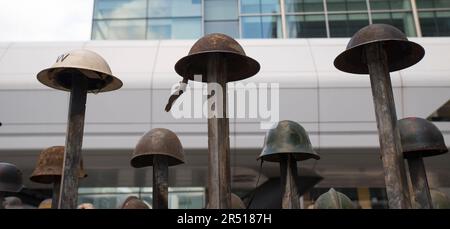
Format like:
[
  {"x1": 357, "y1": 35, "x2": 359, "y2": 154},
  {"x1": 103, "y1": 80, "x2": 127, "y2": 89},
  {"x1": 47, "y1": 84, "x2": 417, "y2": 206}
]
[
  {"x1": 120, "y1": 196, "x2": 151, "y2": 209},
  {"x1": 131, "y1": 128, "x2": 185, "y2": 168},
  {"x1": 314, "y1": 188, "x2": 355, "y2": 209},
  {"x1": 431, "y1": 189, "x2": 450, "y2": 209},
  {"x1": 37, "y1": 49, "x2": 123, "y2": 93},
  {"x1": 0, "y1": 162, "x2": 23, "y2": 193},
  {"x1": 30, "y1": 146, "x2": 87, "y2": 184},
  {"x1": 231, "y1": 193, "x2": 246, "y2": 209},
  {"x1": 258, "y1": 120, "x2": 320, "y2": 162},
  {"x1": 398, "y1": 117, "x2": 448, "y2": 159}
]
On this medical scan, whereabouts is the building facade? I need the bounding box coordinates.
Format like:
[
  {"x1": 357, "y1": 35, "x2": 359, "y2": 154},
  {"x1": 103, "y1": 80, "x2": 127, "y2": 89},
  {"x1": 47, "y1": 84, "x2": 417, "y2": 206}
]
[{"x1": 1, "y1": 0, "x2": 450, "y2": 208}]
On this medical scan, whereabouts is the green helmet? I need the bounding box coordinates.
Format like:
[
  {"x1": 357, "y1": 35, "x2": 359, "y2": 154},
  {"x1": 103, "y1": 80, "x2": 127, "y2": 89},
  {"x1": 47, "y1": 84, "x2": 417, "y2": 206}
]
[
  {"x1": 258, "y1": 120, "x2": 320, "y2": 162},
  {"x1": 431, "y1": 189, "x2": 450, "y2": 209},
  {"x1": 314, "y1": 188, "x2": 355, "y2": 209}
]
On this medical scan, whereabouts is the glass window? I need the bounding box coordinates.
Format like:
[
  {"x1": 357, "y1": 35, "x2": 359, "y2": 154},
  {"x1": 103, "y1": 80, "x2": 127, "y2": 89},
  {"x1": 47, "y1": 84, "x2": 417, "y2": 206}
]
[
  {"x1": 205, "y1": 0, "x2": 238, "y2": 20},
  {"x1": 240, "y1": 0, "x2": 280, "y2": 14},
  {"x1": 287, "y1": 14, "x2": 327, "y2": 37},
  {"x1": 147, "y1": 0, "x2": 202, "y2": 17},
  {"x1": 205, "y1": 21, "x2": 239, "y2": 38},
  {"x1": 92, "y1": 19, "x2": 146, "y2": 39},
  {"x1": 419, "y1": 11, "x2": 450, "y2": 37},
  {"x1": 94, "y1": 0, "x2": 147, "y2": 19},
  {"x1": 241, "y1": 16, "x2": 282, "y2": 38},
  {"x1": 328, "y1": 13, "x2": 370, "y2": 37},
  {"x1": 285, "y1": 0, "x2": 324, "y2": 12},
  {"x1": 369, "y1": 0, "x2": 411, "y2": 10},
  {"x1": 372, "y1": 12, "x2": 416, "y2": 36},
  {"x1": 416, "y1": 0, "x2": 450, "y2": 9},
  {"x1": 327, "y1": 0, "x2": 368, "y2": 12},
  {"x1": 147, "y1": 18, "x2": 202, "y2": 39}
]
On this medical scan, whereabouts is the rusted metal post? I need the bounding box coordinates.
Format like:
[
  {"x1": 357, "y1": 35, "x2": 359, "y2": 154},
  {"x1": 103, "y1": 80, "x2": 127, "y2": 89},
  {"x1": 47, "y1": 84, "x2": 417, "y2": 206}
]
[
  {"x1": 58, "y1": 74, "x2": 88, "y2": 209},
  {"x1": 280, "y1": 154, "x2": 301, "y2": 209},
  {"x1": 153, "y1": 155, "x2": 169, "y2": 209},
  {"x1": 407, "y1": 157, "x2": 433, "y2": 209},
  {"x1": 206, "y1": 53, "x2": 231, "y2": 209},
  {"x1": 52, "y1": 180, "x2": 61, "y2": 209},
  {"x1": 365, "y1": 43, "x2": 411, "y2": 209}
]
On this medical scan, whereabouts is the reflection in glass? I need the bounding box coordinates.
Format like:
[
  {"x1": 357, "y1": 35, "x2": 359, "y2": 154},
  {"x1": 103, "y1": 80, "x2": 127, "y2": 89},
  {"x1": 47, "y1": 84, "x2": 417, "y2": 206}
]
[
  {"x1": 372, "y1": 12, "x2": 416, "y2": 36},
  {"x1": 147, "y1": 18, "x2": 202, "y2": 39},
  {"x1": 205, "y1": 21, "x2": 239, "y2": 38},
  {"x1": 147, "y1": 0, "x2": 202, "y2": 17},
  {"x1": 94, "y1": 0, "x2": 146, "y2": 19},
  {"x1": 241, "y1": 16, "x2": 282, "y2": 38},
  {"x1": 420, "y1": 11, "x2": 450, "y2": 37},
  {"x1": 92, "y1": 19, "x2": 146, "y2": 39},
  {"x1": 205, "y1": 0, "x2": 238, "y2": 20},
  {"x1": 240, "y1": 0, "x2": 280, "y2": 14},
  {"x1": 369, "y1": 0, "x2": 411, "y2": 10},
  {"x1": 287, "y1": 14, "x2": 327, "y2": 38},
  {"x1": 285, "y1": 0, "x2": 324, "y2": 12},
  {"x1": 416, "y1": 0, "x2": 450, "y2": 9},
  {"x1": 328, "y1": 13, "x2": 369, "y2": 37},
  {"x1": 327, "y1": 0, "x2": 368, "y2": 12}
]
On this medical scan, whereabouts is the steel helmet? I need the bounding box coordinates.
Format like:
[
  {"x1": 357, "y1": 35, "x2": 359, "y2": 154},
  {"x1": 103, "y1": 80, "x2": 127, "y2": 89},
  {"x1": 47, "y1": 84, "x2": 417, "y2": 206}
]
[
  {"x1": 258, "y1": 120, "x2": 320, "y2": 162},
  {"x1": 431, "y1": 189, "x2": 450, "y2": 209},
  {"x1": 37, "y1": 49, "x2": 123, "y2": 93},
  {"x1": 120, "y1": 196, "x2": 150, "y2": 209},
  {"x1": 398, "y1": 117, "x2": 448, "y2": 159},
  {"x1": 334, "y1": 24, "x2": 425, "y2": 74},
  {"x1": 231, "y1": 193, "x2": 246, "y2": 209},
  {"x1": 30, "y1": 146, "x2": 87, "y2": 184},
  {"x1": 0, "y1": 162, "x2": 23, "y2": 193},
  {"x1": 131, "y1": 128, "x2": 185, "y2": 168},
  {"x1": 175, "y1": 33, "x2": 260, "y2": 82},
  {"x1": 38, "y1": 198, "x2": 52, "y2": 209},
  {"x1": 314, "y1": 188, "x2": 355, "y2": 209}
]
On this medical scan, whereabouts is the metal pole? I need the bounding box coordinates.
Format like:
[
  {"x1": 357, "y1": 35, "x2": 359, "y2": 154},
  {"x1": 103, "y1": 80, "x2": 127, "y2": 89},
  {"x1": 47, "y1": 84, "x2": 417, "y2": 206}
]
[
  {"x1": 280, "y1": 154, "x2": 300, "y2": 209},
  {"x1": 365, "y1": 43, "x2": 411, "y2": 209},
  {"x1": 153, "y1": 155, "x2": 169, "y2": 209},
  {"x1": 407, "y1": 157, "x2": 433, "y2": 209},
  {"x1": 52, "y1": 180, "x2": 61, "y2": 209},
  {"x1": 59, "y1": 74, "x2": 88, "y2": 209},
  {"x1": 206, "y1": 53, "x2": 231, "y2": 209}
]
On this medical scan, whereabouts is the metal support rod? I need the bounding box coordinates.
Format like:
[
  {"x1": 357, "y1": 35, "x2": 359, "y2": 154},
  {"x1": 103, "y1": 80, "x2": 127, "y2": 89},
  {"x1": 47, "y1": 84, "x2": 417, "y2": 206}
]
[
  {"x1": 407, "y1": 157, "x2": 433, "y2": 209},
  {"x1": 59, "y1": 74, "x2": 88, "y2": 209},
  {"x1": 206, "y1": 53, "x2": 231, "y2": 209},
  {"x1": 280, "y1": 154, "x2": 300, "y2": 209},
  {"x1": 52, "y1": 180, "x2": 61, "y2": 209},
  {"x1": 365, "y1": 43, "x2": 411, "y2": 209},
  {"x1": 153, "y1": 155, "x2": 169, "y2": 209}
]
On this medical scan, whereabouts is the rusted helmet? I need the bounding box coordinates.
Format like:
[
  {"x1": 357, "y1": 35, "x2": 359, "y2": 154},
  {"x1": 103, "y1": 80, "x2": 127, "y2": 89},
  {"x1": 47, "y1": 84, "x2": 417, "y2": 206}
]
[
  {"x1": 131, "y1": 128, "x2": 185, "y2": 168},
  {"x1": 334, "y1": 24, "x2": 425, "y2": 74},
  {"x1": 120, "y1": 196, "x2": 150, "y2": 209},
  {"x1": 38, "y1": 198, "x2": 52, "y2": 209},
  {"x1": 0, "y1": 162, "x2": 23, "y2": 192},
  {"x1": 258, "y1": 120, "x2": 320, "y2": 162},
  {"x1": 431, "y1": 189, "x2": 450, "y2": 209},
  {"x1": 30, "y1": 146, "x2": 87, "y2": 184},
  {"x1": 37, "y1": 49, "x2": 123, "y2": 93},
  {"x1": 231, "y1": 193, "x2": 246, "y2": 209},
  {"x1": 398, "y1": 117, "x2": 448, "y2": 159},
  {"x1": 175, "y1": 33, "x2": 260, "y2": 82},
  {"x1": 314, "y1": 188, "x2": 355, "y2": 209}
]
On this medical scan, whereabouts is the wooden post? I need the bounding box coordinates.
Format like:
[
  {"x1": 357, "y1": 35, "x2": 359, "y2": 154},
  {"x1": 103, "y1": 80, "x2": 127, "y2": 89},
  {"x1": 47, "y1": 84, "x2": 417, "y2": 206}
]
[
  {"x1": 206, "y1": 53, "x2": 231, "y2": 209},
  {"x1": 407, "y1": 157, "x2": 433, "y2": 209},
  {"x1": 365, "y1": 43, "x2": 411, "y2": 209},
  {"x1": 280, "y1": 154, "x2": 300, "y2": 209},
  {"x1": 52, "y1": 180, "x2": 61, "y2": 209},
  {"x1": 59, "y1": 74, "x2": 88, "y2": 209},
  {"x1": 153, "y1": 155, "x2": 169, "y2": 209}
]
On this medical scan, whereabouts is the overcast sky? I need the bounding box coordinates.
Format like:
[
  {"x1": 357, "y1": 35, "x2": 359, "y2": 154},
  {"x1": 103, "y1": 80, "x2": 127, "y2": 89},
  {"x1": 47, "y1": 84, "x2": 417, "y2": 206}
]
[{"x1": 0, "y1": 0, "x2": 93, "y2": 42}]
